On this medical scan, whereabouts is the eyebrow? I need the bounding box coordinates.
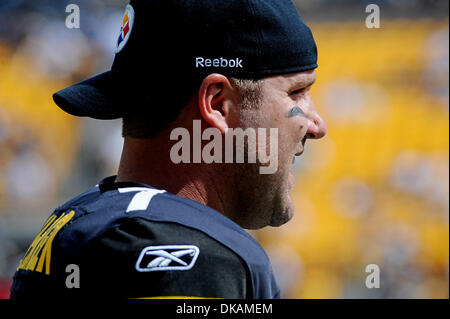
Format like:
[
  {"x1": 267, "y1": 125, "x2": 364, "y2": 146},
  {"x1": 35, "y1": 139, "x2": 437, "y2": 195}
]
[{"x1": 291, "y1": 77, "x2": 316, "y2": 90}]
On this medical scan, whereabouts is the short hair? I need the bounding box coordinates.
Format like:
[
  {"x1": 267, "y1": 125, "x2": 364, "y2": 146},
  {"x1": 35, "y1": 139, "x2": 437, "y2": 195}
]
[{"x1": 122, "y1": 77, "x2": 264, "y2": 138}]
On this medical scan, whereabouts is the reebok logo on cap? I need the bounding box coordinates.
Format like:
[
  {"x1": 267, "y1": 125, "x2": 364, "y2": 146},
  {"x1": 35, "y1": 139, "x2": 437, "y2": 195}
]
[
  {"x1": 195, "y1": 57, "x2": 243, "y2": 68},
  {"x1": 54, "y1": 0, "x2": 318, "y2": 121}
]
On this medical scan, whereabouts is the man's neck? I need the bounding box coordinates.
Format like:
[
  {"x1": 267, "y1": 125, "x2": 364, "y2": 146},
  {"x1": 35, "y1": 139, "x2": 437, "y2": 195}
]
[{"x1": 116, "y1": 137, "x2": 237, "y2": 223}]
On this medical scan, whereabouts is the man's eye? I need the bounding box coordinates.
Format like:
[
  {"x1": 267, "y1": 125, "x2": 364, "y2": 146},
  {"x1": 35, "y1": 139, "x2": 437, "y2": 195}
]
[{"x1": 290, "y1": 88, "x2": 305, "y2": 95}]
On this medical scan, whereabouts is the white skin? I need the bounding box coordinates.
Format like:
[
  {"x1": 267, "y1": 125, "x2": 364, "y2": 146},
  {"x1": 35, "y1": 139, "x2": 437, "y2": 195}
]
[{"x1": 116, "y1": 70, "x2": 326, "y2": 229}]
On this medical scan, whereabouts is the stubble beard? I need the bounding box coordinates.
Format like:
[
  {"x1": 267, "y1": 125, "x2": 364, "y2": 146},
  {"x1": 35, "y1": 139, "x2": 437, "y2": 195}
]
[
  {"x1": 232, "y1": 108, "x2": 294, "y2": 229},
  {"x1": 233, "y1": 155, "x2": 294, "y2": 230}
]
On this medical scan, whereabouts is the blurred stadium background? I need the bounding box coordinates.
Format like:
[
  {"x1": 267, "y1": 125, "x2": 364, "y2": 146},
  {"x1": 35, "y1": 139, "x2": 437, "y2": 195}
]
[{"x1": 0, "y1": 0, "x2": 448, "y2": 298}]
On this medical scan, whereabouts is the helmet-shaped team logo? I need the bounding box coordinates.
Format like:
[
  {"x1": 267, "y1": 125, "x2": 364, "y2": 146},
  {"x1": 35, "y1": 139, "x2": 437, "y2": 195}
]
[{"x1": 116, "y1": 4, "x2": 135, "y2": 53}]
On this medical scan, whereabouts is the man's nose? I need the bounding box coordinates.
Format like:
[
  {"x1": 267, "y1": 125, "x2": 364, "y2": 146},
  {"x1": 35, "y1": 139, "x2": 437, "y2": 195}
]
[{"x1": 306, "y1": 111, "x2": 327, "y2": 139}]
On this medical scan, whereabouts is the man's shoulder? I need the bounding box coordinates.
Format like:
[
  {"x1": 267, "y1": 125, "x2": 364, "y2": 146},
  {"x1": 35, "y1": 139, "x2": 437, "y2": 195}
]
[
  {"x1": 13, "y1": 176, "x2": 279, "y2": 299},
  {"x1": 12, "y1": 178, "x2": 254, "y2": 298},
  {"x1": 79, "y1": 216, "x2": 253, "y2": 298},
  {"x1": 54, "y1": 177, "x2": 264, "y2": 261}
]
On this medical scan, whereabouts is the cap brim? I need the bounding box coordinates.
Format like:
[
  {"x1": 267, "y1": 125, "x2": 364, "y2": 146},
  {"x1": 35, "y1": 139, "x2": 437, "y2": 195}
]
[{"x1": 53, "y1": 70, "x2": 140, "y2": 120}]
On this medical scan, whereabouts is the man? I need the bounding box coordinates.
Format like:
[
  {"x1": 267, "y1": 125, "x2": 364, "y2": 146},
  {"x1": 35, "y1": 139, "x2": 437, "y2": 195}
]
[{"x1": 11, "y1": 0, "x2": 326, "y2": 299}]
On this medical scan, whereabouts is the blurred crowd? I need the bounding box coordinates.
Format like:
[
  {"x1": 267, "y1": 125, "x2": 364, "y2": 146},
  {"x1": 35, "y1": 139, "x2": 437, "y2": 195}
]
[
  {"x1": 258, "y1": 17, "x2": 449, "y2": 298},
  {"x1": 0, "y1": 0, "x2": 448, "y2": 298}
]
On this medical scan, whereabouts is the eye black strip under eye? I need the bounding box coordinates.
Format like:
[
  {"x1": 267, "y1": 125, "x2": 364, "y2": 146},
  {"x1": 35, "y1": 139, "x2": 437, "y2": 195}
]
[{"x1": 288, "y1": 106, "x2": 306, "y2": 118}]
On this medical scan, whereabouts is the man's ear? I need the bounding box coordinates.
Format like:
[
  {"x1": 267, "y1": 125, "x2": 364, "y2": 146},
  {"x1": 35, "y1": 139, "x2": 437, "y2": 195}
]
[{"x1": 198, "y1": 73, "x2": 238, "y2": 133}]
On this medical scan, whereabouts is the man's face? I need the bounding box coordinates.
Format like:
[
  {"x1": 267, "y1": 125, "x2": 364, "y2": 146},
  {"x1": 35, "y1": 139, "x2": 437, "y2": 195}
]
[{"x1": 235, "y1": 70, "x2": 326, "y2": 229}]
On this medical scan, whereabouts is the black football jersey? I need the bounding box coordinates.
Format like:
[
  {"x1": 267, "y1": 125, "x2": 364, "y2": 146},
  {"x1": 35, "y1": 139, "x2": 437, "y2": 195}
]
[{"x1": 10, "y1": 176, "x2": 280, "y2": 299}]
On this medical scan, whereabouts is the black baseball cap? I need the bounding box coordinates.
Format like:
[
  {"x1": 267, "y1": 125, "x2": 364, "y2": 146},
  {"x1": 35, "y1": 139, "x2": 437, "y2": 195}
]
[{"x1": 53, "y1": 0, "x2": 318, "y2": 120}]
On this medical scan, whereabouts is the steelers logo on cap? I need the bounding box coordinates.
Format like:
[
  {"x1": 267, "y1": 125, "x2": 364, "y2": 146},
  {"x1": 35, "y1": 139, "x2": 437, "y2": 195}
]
[{"x1": 115, "y1": 4, "x2": 135, "y2": 54}]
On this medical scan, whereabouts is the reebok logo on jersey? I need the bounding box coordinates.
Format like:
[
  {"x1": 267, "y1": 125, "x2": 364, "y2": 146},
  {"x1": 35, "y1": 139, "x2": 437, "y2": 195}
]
[
  {"x1": 135, "y1": 245, "x2": 200, "y2": 272},
  {"x1": 195, "y1": 57, "x2": 243, "y2": 68}
]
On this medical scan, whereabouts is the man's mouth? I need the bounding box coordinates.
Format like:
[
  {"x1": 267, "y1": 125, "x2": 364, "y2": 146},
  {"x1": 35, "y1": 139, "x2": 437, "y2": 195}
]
[
  {"x1": 289, "y1": 138, "x2": 307, "y2": 190},
  {"x1": 294, "y1": 136, "x2": 307, "y2": 157},
  {"x1": 288, "y1": 171, "x2": 296, "y2": 192},
  {"x1": 292, "y1": 141, "x2": 306, "y2": 165},
  {"x1": 294, "y1": 144, "x2": 305, "y2": 158}
]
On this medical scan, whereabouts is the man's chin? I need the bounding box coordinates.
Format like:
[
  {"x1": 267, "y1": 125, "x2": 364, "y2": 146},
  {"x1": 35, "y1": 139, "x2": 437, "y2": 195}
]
[{"x1": 269, "y1": 200, "x2": 294, "y2": 227}]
